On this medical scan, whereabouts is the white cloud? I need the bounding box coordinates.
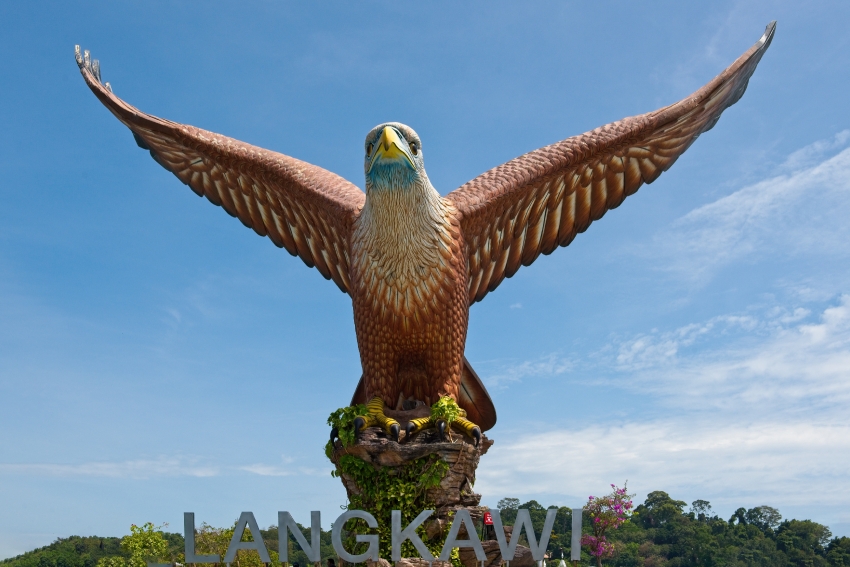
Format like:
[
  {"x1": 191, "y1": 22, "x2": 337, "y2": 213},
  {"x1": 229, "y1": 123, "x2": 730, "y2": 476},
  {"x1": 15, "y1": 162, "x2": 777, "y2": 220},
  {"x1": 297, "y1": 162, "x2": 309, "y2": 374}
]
[
  {"x1": 0, "y1": 456, "x2": 219, "y2": 479},
  {"x1": 485, "y1": 353, "x2": 574, "y2": 387},
  {"x1": 652, "y1": 138, "x2": 850, "y2": 283},
  {"x1": 781, "y1": 129, "x2": 850, "y2": 172},
  {"x1": 477, "y1": 419, "x2": 850, "y2": 514},
  {"x1": 614, "y1": 313, "x2": 759, "y2": 371},
  {"x1": 613, "y1": 296, "x2": 850, "y2": 416},
  {"x1": 239, "y1": 454, "x2": 300, "y2": 476},
  {"x1": 478, "y1": 294, "x2": 850, "y2": 531},
  {"x1": 238, "y1": 464, "x2": 294, "y2": 477},
  {"x1": 0, "y1": 454, "x2": 333, "y2": 479},
  {"x1": 251, "y1": 466, "x2": 329, "y2": 478}
]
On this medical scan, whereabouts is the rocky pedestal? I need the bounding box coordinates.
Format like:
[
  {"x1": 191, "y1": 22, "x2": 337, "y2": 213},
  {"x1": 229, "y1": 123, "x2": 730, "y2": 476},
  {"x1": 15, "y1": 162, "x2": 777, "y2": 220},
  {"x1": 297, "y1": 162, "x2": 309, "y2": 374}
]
[{"x1": 329, "y1": 409, "x2": 535, "y2": 567}]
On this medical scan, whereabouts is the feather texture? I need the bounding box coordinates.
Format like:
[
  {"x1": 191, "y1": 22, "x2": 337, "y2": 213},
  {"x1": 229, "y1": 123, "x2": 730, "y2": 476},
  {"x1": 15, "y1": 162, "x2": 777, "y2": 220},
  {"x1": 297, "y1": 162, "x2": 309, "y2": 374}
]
[
  {"x1": 75, "y1": 23, "x2": 774, "y2": 433},
  {"x1": 448, "y1": 22, "x2": 775, "y2": 303},
  {"x1": 76, "y1": 58, "x2": 364, "y2": 294}
]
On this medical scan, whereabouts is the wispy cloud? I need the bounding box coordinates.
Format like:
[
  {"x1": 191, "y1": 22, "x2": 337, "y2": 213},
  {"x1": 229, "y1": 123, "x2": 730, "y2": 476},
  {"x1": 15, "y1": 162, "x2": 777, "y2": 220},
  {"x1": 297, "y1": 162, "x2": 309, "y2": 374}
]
[
  {"x1": 478, "y1": 291, "x2": 850, "y2": 527},
  {"x1": 239, "y1": 464, "x2": 328, "y2": 477},
  {"x1": 781, "y1": 130, "x2": 850, "y2": 172},
  {"x1": 0, "y1": 456, "x2": 219, "y2": 479},
  {"x1": 650, "y1": 134, "x2": 850, "y2": 284},
  {"x1": 485, "y1": 353, "x2": 574, "y2": 387},
  {"x1": 610, "y1": 296, "x2": 850, "y2": 416},
  {"x1": 478, "y1": 419, "x2": 850, "y2": 512},
  {"x1": 613, "y1": 313, "x2": 760, "y2": 371},
  {"x1": 238, "y1": 464, "x2": 294, "y2": 477},
  {"x1": 0, "y1": 453, "x2": 336, "y2": 480},
  {"x1": 238, "y1": 455, "x2": 300, "y2": 477},
  {"x1": 479, "y1": 296, "x2": 850, "y2": 515}
]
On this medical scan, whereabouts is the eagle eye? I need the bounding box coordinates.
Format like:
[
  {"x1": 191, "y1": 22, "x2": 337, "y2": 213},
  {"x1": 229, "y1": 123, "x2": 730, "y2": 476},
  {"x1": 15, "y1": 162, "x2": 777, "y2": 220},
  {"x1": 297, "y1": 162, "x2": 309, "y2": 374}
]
[
  {"x1": 410, "y1": 142, "x2": 418, "y2": 156},
  {"x1": 366, "y1": 142, "x2": 373, "y2": 156}
]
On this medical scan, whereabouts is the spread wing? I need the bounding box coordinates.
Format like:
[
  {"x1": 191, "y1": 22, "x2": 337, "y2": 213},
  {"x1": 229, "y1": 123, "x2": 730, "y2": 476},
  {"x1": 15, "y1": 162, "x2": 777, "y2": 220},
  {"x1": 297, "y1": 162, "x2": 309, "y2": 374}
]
[
  {"x1": 447, "y1": 22, "x2": 775, "y2": 304},
  {"x1": 76, "y1": 47, "x2": 365, "y2": 294}
]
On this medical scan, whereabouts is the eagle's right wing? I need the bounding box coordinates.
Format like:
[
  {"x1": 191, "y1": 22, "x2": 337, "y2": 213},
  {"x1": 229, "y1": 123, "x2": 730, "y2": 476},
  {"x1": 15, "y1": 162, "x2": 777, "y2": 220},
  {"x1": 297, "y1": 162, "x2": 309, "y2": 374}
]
[
  {"x1": 76, "y1": 47, "x2": 365, "y2": 294},
  {"x1": 447, "y1": 23, "x2": 775, "y2": 304}
]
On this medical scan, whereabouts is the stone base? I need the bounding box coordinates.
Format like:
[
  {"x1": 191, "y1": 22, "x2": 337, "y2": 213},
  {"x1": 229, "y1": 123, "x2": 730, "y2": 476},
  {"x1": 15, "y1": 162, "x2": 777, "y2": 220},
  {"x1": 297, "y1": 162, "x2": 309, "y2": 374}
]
[
  {"x1": 330, "y1": 411, "x2": 535, "y2": 567},
  {"x1": 367, "y1": 560, "x2": 452, "y2": 567},
  {"x1": 330, "y1": 413, "x2": 492, "y2": 511},
  {"x1": 458, "y1": 539, "x2": 536, "y2": 567}
]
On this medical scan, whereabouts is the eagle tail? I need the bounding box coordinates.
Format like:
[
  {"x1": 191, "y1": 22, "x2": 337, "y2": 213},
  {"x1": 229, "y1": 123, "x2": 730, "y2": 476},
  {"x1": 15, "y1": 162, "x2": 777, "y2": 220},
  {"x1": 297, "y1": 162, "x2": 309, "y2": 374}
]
[{"x1": 458, "y1": 357, "x2": 497, "y2": 432}]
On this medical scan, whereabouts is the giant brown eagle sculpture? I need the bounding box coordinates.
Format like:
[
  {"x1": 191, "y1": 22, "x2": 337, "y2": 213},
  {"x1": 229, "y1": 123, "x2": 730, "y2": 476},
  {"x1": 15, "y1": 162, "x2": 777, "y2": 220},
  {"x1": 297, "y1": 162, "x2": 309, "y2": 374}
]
[{"x1": 76, "y1": 22, "x2": 774, "y2": 444}]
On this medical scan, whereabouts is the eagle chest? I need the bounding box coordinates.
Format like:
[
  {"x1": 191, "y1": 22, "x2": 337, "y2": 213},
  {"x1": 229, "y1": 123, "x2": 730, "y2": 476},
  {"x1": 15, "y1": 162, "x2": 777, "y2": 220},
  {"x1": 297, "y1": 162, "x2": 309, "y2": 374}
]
[{"x1": 350, "y1": 210, "x2": 468, "y2": 339}]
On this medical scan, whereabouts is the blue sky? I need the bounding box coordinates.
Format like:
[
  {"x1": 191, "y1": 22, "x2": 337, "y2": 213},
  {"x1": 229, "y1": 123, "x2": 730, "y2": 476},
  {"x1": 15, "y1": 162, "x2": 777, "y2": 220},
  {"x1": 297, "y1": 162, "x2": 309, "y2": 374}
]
[{"x1": 2, "y1": 0, "x2": 850, "y2": 558}]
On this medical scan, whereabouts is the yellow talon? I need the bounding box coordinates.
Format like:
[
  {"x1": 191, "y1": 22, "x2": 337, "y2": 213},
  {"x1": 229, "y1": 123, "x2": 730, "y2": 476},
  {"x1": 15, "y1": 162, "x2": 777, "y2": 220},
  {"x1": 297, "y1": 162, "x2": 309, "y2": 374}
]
[
  {"x1": 401, "y1": 399, "x2": 483, "y2": 446},
  {"x1": 452, "y1": 416, "x2": 482, "y2": 447},
  {"x1": 405, "y1": 416, "x2": 433, "y2": 438},
  {"x1": 401, "y1": 405, "x2": 482, "y2": 447},
  {"x1": 355, "y1": 397, "x2": 400, "y2": 441}
]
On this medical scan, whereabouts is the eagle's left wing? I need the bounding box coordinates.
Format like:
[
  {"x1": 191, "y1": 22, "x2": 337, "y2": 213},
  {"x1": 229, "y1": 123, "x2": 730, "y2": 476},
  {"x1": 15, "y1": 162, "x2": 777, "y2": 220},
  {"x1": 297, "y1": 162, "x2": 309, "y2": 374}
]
[
  {"x1": 75, "y1": 47, "x2": 365, "y2": 294},
  {"x1": 446, "y1": 22, "x2": 775, "y2": 304}
]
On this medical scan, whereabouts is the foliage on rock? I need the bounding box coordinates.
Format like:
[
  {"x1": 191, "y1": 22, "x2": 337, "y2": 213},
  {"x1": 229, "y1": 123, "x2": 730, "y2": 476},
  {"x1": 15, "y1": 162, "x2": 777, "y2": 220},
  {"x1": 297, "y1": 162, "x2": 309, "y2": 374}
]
[
  {"x1": 325, "y1": 403, "x2": 368, "y2": 457},
  {"x1": 333, "y1": 452, "x2": 449, "y2": 560},
  {"x1": 326, "y1": 404, "x2": 453, "y2": 561},
  {"x1": 430, "y1": 396, "x2": 461, "y2": 426}
]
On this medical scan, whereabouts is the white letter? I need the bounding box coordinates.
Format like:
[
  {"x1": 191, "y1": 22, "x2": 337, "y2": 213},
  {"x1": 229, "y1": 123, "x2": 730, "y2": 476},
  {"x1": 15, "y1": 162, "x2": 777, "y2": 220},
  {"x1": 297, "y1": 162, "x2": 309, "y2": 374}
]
[
  {"x1": 439, "y1": 509, "x2": 485, "y2": 562},
  {"x1": 490, "y1": 508, "x2": 558, "y2": 562},
  {"x1": 223, "y1": 512, "x2": 271, "y2": 564},
  {"x1": 392, "y1": 510, "x2": 435, "y2": 562},
  {"x1": 570, "y1": 508, "x2": 583, "y2": 561},
  {"x1": 184, "y1": 513, "x2": 218, "y2": 564},
  {"x1": 332, "y1": 510, "x2": 379, "y2": 562},
  {"x1": 279, "y1": 511, "x2": 321, "y2": 563}
]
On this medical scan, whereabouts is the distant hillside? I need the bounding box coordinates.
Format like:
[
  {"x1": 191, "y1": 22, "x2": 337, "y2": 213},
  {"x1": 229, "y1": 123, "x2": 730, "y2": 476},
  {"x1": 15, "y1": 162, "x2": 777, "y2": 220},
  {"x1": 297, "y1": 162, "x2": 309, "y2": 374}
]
[
  {"x1": 0, "y1": 536, "x2": 125, "y2": 567},
  {"x1": 0, "y1": 533, "x2": 183, "y2": 567}
]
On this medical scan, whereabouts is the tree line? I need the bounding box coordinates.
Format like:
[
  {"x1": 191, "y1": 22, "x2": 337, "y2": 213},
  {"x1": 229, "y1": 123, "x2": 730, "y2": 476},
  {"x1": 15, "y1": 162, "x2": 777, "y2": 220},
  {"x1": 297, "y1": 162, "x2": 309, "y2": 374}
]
[{"x1": 3, "y1": 491, "x2": 849, "y2": 567}]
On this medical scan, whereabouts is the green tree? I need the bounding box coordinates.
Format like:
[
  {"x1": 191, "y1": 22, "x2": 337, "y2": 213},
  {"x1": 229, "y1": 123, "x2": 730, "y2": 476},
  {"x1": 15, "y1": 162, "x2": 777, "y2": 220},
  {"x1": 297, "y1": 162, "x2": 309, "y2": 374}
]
[
  {"x1": 192, "y1": 521, "x2": 282, "y2": 567},
  {"x1": 827, "y1": 536, "x2": 850, "y2": 566},
  {"x1": 635, "y1": 491, "x2": 686, "y2": 529},
  {"x1": 689, "y1": 499, "x2": 713, "y2": 522},
  {"x1": 123, "y1": 524, "x2": 170, "y2": 567},
  {"x1": 497, "y1": 498, "x2": 521, "y2": 526},
  {"x1": 545, "y1": 507, "x2": 574, "y2": 561},
  {"x1": 10, "y1": 495, "x2": 850, "y2": 567},
  {"x1": 95, "y1": 523, "x2": 175, "y2": 567},
  {"x1": 776, "y1": 519, "x2": 832, "y2": 566},
  {"x1": 0, "y1": 536, "x2": 125, "y2": 567},
  {"x1": 746, "y1": 506, "x2": 783, "y2": 532}
]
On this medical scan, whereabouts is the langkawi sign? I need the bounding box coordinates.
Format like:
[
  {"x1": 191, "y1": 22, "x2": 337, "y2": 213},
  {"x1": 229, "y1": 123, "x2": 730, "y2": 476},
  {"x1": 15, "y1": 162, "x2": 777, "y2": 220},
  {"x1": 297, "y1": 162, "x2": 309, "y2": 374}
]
[{"x1": 180, "y1": 508, "x2": 584, "y2": 564}]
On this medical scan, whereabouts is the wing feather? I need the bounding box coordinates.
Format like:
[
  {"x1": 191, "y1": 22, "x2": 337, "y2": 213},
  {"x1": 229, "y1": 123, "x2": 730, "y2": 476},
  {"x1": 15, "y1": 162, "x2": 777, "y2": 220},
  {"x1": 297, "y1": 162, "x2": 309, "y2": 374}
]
[
  {"x1": 447, "y1": 23, "x2": 775, "y2": 303},
  {"x1": 75, "y1": 47, "x2": 364, "y2": 293}
]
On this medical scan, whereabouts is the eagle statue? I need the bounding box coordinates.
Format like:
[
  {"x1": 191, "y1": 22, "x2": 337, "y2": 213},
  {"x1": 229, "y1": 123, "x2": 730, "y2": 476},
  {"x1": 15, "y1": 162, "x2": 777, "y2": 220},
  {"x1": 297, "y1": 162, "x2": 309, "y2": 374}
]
[{"x1": 76, "y1": 22, "x2": 775, "y2": 445}]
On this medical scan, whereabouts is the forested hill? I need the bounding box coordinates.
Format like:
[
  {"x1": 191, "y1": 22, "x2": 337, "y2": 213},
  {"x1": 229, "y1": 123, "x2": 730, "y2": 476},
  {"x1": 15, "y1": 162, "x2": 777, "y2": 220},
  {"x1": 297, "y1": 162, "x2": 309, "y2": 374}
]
[
  {"x1": 0, "y1": 533, "x2": 184, "y2": 567},
  {"x1": 0, "y1": 536, "x2": 125, "y2": 567},
  {"x1": 3, "y1": 491, "x2": 850, "y2": 567},
  {"x1": 556, "y1": 491, "x2": 850, "y2": 566}
]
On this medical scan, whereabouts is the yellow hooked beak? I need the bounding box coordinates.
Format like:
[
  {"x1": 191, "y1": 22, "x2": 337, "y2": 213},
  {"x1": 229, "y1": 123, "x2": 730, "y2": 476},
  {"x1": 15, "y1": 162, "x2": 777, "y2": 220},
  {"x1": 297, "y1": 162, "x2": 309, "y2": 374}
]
[{"x1": 369, "y1": 126, "x2": 416, "y2": 172}]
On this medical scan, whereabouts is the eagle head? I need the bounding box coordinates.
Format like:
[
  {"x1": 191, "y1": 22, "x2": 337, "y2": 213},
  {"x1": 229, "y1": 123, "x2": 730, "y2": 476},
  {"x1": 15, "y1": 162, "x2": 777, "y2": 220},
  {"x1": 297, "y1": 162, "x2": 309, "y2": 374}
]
[{"x1": 363, "y1": 122, "x2": 427, "y2": 193}]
